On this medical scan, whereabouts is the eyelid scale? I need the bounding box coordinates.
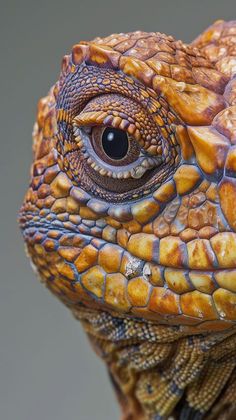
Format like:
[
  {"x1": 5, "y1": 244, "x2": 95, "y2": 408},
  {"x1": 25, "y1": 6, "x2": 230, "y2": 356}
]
[{"x1": 73, "y1": 93, "x2": 164, "y2": 153}]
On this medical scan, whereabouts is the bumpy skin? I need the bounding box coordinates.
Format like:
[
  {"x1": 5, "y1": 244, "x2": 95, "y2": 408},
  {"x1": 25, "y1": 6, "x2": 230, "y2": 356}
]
[{"x1": 19, "y1": 20, "x2": 236, "y2": 419}]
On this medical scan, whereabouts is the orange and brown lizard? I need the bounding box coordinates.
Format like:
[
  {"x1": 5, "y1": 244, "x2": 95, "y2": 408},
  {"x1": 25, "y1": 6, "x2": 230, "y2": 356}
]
[{"x1": 19, "y1": 20, "x2": 236, "y2": 419}]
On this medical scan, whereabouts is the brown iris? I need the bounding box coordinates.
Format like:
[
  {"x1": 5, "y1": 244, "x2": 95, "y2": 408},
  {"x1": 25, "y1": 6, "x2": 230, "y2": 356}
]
[{"x1": 91, "y1": 126, "x2": 141, "y2": 166}]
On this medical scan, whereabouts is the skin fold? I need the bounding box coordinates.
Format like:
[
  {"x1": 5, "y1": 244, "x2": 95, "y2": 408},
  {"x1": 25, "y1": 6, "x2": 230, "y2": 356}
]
[{"x1": 19, "y1": 20, "x2": 236, "y2": 419}]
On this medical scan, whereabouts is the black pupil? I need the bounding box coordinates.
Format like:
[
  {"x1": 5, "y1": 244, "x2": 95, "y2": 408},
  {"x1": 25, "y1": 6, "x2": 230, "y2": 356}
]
[{"x1": 102, "y1": 127, "x2": 129, "y2": 160}]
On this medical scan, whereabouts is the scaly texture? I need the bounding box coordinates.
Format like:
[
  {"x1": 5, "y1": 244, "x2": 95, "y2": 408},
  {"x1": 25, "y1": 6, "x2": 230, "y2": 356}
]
[{"x1": 19, "y1": 20, "x2": 236, "y2": 419}]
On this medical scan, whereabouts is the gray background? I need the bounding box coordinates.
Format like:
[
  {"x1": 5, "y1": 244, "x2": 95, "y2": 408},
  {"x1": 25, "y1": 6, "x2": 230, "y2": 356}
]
[{"x1": 1, "y1": 1, "x2": 235, "y2": 419}]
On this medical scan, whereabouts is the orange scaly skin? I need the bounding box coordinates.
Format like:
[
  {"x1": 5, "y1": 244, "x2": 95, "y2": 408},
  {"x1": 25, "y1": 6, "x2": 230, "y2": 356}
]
[{"x1": 19, "y1": 20, "x2": 236, "y2": 419}]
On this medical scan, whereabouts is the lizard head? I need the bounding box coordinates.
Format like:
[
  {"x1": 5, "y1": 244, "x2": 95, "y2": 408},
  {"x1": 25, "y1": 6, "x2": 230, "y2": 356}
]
[{"x1": 19, "y1": 28, "x2": 236, "y2": 332}]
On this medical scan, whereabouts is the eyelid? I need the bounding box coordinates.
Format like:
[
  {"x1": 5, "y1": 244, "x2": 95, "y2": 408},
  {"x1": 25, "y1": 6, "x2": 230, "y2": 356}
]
[
  {"x1": 73, "y1": 92, "x2": 166, "y2": 157},
  {"x1": 73, "y1": 125, "x2": 163, "y2": 180},
  {"x1": 74, "y1": 110, "x2": 108, "y2": 127},
  {"x1": 73, "y1": 110, "x2": 142, "y2": 143},
  {"x1": 73, "y1": 108, "x2": 163, "y2": 157}
]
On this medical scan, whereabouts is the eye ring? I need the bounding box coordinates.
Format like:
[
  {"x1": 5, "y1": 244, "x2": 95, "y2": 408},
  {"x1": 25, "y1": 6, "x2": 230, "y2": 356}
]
[
  {"x1": 68, "y1": 123, "x2": 174, "y2": 200},
  {"x1": 73, "y1": 124, "x2": 163, "y2": 181}
]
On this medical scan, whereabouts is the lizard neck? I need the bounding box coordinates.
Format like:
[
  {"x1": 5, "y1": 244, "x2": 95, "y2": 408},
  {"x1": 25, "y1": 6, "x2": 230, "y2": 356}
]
[{"x1": 72, "y1": 306, "x2": 236, "y2": 420}]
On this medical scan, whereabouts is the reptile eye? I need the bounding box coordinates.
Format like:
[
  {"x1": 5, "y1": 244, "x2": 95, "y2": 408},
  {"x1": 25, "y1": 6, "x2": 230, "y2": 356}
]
[
  {"x1": 90, "y1": 126, "x2": 141, "y2": 167},
  {"x1": 101, "y1": 127, "x2": 129, "y2": 160},
  {"x1": 73, "y1": 124, "x2": 163, "y2": 187}
]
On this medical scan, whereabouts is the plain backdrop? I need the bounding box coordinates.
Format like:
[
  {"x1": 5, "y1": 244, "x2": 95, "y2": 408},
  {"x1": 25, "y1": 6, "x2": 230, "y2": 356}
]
[{"x1": 1, "y1": 1, "x2": 235, "y2": 419}]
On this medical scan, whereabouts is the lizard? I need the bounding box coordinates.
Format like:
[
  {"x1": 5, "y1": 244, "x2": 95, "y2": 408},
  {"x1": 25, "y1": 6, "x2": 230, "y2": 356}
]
[{"x1": 19, "y1": 20, "x2": 236, "y2": 419}]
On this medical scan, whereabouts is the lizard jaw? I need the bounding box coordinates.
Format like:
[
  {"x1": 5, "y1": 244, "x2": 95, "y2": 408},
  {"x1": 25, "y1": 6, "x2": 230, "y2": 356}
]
[{"x1": 21, "y1": 222, "x2": 236, "y2": 332}]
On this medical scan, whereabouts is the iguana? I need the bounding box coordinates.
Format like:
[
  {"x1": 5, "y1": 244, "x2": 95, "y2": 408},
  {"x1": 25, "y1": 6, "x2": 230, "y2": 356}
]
[{"x1": 19, "y1": 20, "x2": 236, "y2": 419}]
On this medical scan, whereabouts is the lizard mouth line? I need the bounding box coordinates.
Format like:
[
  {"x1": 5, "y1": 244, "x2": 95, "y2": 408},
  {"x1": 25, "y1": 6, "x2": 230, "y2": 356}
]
[
  {"x1": 20, "y1": 220, "x2": 236, "y2": 273},
  {"x1": 21, "y1": 220, "x2": 236, "y2": 276}
]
